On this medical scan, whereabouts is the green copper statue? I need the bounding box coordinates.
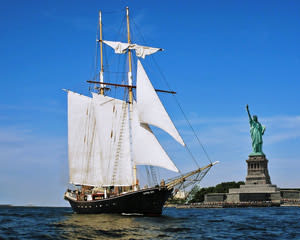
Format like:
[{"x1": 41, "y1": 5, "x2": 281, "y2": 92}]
[{"x1": 246, "y1": 104, "x2": 266, "y2": 156}]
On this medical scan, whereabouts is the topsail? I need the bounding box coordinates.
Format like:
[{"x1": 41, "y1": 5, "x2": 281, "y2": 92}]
[{"x1": 103, "y1": 40, "x2": 162, "y2": 59}]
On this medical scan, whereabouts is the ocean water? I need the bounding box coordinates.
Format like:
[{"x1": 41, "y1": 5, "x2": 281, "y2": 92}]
[{"x1": 0, "y1": 206, "x2": 300, "y2": 239}]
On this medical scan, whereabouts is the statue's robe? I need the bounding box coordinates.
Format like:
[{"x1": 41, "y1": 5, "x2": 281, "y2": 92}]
[{"x1": 249, "y1": 119, "x2": 265, "y2": 153}]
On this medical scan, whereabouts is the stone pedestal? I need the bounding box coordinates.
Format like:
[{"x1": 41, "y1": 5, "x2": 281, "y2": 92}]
[
  {"x1": 225, "y1": 154, "x2": 280, "y2": 203},
  {"x1": 245, "y1": 155, "x2": 271, "y2": 185},
  {"x1": 229, "y1": 184, "x2": 278, "y2": 194}
]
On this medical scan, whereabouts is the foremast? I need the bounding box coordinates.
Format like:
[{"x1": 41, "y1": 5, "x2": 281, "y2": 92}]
[{"x1": 126, "y1": 7, "x2": 138, "y2": 190}]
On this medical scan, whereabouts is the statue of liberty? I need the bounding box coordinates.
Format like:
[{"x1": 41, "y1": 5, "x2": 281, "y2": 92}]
[{"x1": 246, "y1": 104, "x2": 266, "y2": 156}]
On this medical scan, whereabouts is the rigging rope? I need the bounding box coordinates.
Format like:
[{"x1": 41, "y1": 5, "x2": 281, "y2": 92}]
[
  {"x1": 151, "y1": 59, "x2": 212, "y2": 165},
  {"x1": 131, "y1": 18, "x2": 212, "y2": 166}
]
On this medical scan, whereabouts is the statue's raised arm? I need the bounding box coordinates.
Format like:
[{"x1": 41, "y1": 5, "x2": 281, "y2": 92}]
[{"x1": 246, "y1": 104, "x2": 252, "y2": 121}]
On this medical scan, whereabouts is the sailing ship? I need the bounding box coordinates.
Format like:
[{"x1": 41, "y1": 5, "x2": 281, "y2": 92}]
[{"x1": 64, "y1": 7, "x2": 218, "y2": 215}]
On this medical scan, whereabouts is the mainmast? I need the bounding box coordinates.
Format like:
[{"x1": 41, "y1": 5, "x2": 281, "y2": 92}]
[
  {"x1": 126, "y1": 7, "x2": 133, "y2": 101},
  {"x1": 99, "y1": 10, "x2": 104, "y2": 95},
  {"x1": 126, "y1": 7, "x2": 138, "y2": 190}
]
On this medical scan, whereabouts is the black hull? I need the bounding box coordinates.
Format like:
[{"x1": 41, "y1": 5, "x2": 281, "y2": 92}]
[{"x1": 65, "y1": 187, "x2": 173, "y2": 215}]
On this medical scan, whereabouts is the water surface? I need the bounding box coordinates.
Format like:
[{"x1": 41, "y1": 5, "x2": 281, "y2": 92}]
[{"x1": 0, "y1": 206, "x2": 299, "y2": 239}]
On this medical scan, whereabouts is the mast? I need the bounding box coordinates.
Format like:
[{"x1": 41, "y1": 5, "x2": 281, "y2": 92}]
[
  {"x1": 99, "y1": 11, "x2": 105, "y2": 196},
  {"x1": 126, "y1": 7, "x2": 138, "y2": 190},
  {"x1": 99, "y1": 10, "x2": 104, "y2": 95},
  {"x1": 126, "y1": 7, "x2": 133, "y2": 99}
]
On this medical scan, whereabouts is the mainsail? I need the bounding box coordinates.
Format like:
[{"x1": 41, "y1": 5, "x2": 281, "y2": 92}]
[{"x1": 67, "y1": 91, "x2": 134, "y2": 186}]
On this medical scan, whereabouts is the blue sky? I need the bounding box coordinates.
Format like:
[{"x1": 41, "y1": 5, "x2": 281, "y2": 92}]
[{"x1": 0, "y1": 0, "x2": 299, "y2": 206}]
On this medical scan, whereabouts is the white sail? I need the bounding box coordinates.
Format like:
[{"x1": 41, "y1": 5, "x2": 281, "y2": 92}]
[
  {"x1": 102, "y1": 40, "x2": 130, "y2": 54},
  {"x1": 67, "y1": 91, "x2": 133, "y2": 186},
  {"x1": 92, "y1": 93, "x2": 133, "y2": 186},
  {"x1": 103, "y1": 40, "x2": 162, "y2": 59},
  {"x1": 136, "y1": 60, "x2": 185, "y2": 146},
  {"x1": 132, "y1": 102, "x2": 179, "y2": 172},
  {"x1": 67, "y1": 91, "x2": 103, "y2": 186},
  {"x1": 133, "y1": 45, "x2": 162, "y2": 59}
]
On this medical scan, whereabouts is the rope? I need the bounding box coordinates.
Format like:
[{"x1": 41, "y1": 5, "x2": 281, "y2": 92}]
[
  {"x1": 131, "y1": 18, "x2": 212, "y2": 166},
  {"x1": 151, "y1": 58, "x2": 212, "y2": 165}
]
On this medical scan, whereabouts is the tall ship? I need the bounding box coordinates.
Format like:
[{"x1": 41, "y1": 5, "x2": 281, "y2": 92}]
[{"x1": 64, "y1": 7, "x2": 218, "y2": 215}]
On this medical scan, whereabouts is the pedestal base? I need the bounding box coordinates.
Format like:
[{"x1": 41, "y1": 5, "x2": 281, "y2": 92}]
[
  {"x1": 226, "y1": 192, "x2": 281, "y2": 203},
  {"x1": 225, "y1": 154, "x2": 280, "y2": 203},
  {"x1": 229, "y1": 184, "x2": 279, "y2": 194},
  {"x1": 245, "y1": 155, "x2": 271, "y2": 184}
]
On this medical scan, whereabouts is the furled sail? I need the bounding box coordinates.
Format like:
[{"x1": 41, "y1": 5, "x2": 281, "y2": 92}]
[
  {"x1": 92, "y1": 93, "x2": 133, "y2": 186},
  {"x1": 134, "y1": 45, "x2": 162, "y2": 59},
  {"x1": 136, "y1": 60, "x2": 185, "y2": 146},
  {"x1": 67, "y1": 91, "x2": 103, "y2": 186},
  {"x1": 132, "y1": 102, "x2": 179, "y2": 172},
  {"x1": 102, "y1": 40, "x2": 130, "y2": 54},
  {"x1": 103, "y1": 40, "x2": 162, "y2": 59}
]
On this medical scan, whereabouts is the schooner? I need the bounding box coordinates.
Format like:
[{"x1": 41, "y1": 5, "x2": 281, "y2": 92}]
[{"x1": 64, "y1": 7, "x2": 218, "y2": 215}]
